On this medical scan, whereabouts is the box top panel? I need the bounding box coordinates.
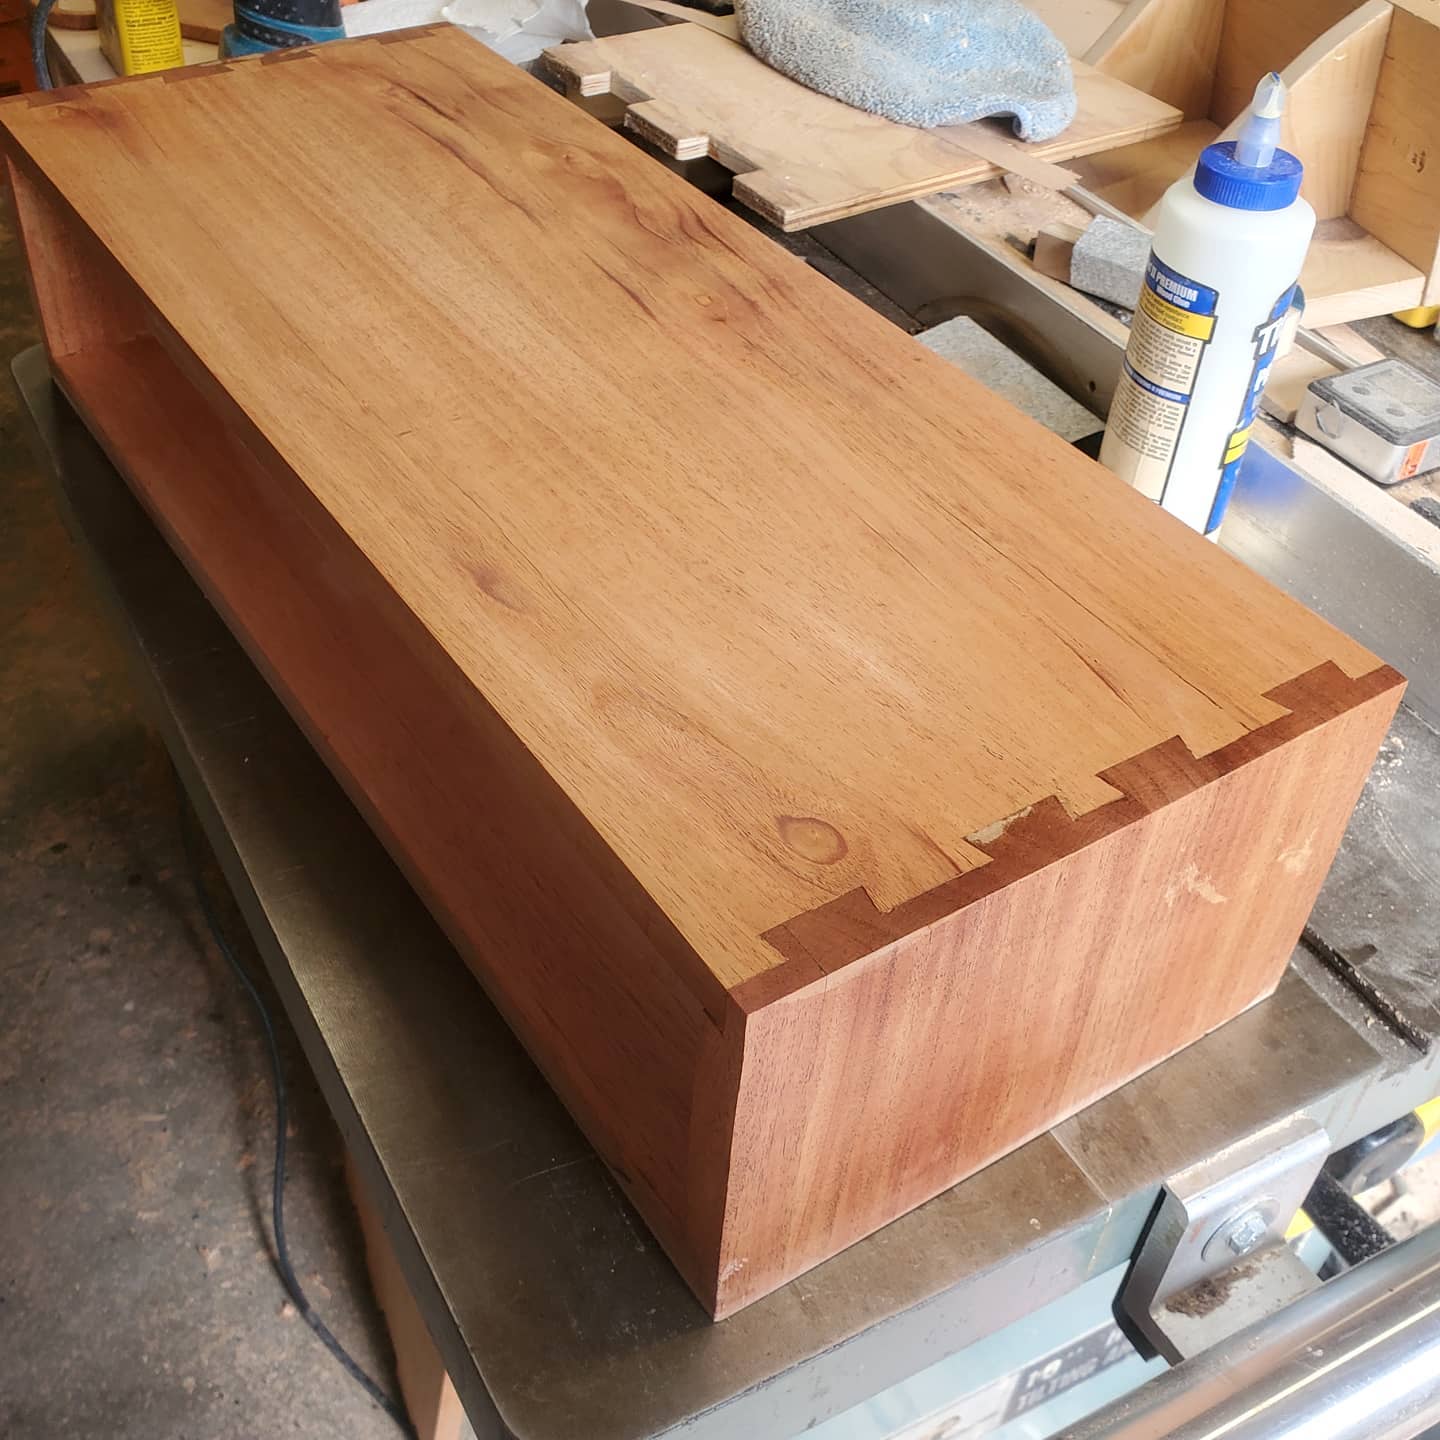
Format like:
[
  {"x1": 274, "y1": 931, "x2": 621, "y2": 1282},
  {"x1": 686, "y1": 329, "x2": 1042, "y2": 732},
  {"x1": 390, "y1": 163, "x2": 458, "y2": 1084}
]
[{"x1": 0, "y1": 28, "x2": 1386, "y2": 991}]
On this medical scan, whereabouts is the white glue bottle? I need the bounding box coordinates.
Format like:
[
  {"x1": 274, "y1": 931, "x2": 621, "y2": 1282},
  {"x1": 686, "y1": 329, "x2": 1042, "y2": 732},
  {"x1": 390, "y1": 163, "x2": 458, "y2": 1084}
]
[{"x1": 1099, "y1": 73, "x2": 1314, "y2": 538}]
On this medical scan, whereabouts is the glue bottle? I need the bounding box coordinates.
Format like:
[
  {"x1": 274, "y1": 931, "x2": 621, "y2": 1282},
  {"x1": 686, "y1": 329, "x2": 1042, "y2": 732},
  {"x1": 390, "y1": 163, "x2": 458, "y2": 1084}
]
[
  {"x1": 95, "y1": 0, "x2": 184, "y2": 74},
  {"x1": 1099, "y1": 73, "x2": 1314, "y2": 537}
]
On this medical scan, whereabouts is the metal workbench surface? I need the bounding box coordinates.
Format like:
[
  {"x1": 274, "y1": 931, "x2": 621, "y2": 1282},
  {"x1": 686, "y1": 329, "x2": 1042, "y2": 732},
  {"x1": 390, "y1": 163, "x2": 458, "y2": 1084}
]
[{"x1": 15, "y1": 344, "x2": 1440, "y2": 1440}]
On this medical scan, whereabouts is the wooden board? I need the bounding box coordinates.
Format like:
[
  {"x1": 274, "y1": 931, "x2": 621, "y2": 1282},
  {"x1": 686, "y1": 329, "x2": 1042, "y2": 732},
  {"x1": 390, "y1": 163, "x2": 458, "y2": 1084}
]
[
  {"x1": 1088, "y1": 0, "x2": 1369, "y2": 125},
  {"x1": 1302, "y1": 217, "x2": 1426, "y2": 326},
  {"x1": 174, "y1": 0, "x2": 230, "y2": 45},
  {"x1": 1068, "y1": 116, "x2": 1217, "y2": 220},
  {"x1": 1259, "y1": 345, "x2": 1339, "y2": 425},
  {"x1": 542, "y1": 22, "x2": 1183, "y2": 230},
  {"x1": 1086, "y1": 0, "x2": 1228, "y2": 120},
  {"x1": 1026, "y1": 0, "x2": 1129, "y2": 58},
  {"x1": 1352, "y1": 4, "x2": 1440, "y2": 304},
  {"x1": 1218, "y1": 0, "x2": 1390, "y2": 222},
  {"x1": 1210, "y1": 0, "x2": 1361, "y2": 127},
  {"x1": 0, "y1": 27, "x2": 1402, "y2": 1316}
]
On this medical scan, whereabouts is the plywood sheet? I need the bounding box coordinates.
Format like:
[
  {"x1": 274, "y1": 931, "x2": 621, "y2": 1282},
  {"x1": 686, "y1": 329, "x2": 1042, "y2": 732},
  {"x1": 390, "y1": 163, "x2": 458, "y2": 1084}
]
[
  {"x1": 1302, "y1": 217, "x2": 1426, "y2": 326},
  {"x1": 1211, "y1": 0, "x2": 1362, "y2": 127},
  {"x1": 1068, "y1": 116, "x2": 1216, "y2": 219},
  {"x1": 1027, "y1": 0, "x2": 1128, "y2": 57},
  {"x1": 1352, "y1": 5, "x2": 1440, "y2": 302},
  {"x1": 544, "y1": 21, "x2": 1183, "y2": 230},
  {"x1": 1240, "y1": 0, "x2": 1389, "y2": 222},
  {"x1": 0, "y1": 27, "x2": 1400, "y2": 1317},
  {"x1": 175, "y1": 0, "x2": 230, "y2": 45},
  {"x1": 1086, "y1": 0, "x2": 1227, "y2": 120}
]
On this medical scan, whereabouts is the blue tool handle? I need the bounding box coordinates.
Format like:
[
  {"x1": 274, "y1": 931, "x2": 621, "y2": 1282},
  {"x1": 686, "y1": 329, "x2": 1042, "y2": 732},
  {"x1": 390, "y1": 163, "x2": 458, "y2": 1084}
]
[{"x1": 222, "y1": 0, "x2": 345, "y2": 54}]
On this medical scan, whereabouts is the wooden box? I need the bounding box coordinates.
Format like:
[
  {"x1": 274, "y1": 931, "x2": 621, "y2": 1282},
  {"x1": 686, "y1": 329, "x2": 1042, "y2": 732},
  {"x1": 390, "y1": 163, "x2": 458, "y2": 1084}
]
[{"x1": 0, "y1": 28, "x2": 1402, "y2": 1316}]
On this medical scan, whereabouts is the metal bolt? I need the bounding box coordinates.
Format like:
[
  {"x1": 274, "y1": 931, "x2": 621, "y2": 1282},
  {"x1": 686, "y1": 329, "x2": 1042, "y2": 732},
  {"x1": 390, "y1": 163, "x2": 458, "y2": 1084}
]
[
  {"x1": 1222, "y1": 1209, "x2": 1271, "y2": 1257},
  {"x1": 1198, "y1": 1203, "x2": 1280, "y2": 1266}
]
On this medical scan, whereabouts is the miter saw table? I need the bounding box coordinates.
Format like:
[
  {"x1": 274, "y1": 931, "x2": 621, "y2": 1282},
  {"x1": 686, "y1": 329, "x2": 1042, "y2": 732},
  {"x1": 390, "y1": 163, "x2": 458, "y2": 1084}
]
[{"x1": 13, "y1": 313, "x2": 1440, "y2": 1440}]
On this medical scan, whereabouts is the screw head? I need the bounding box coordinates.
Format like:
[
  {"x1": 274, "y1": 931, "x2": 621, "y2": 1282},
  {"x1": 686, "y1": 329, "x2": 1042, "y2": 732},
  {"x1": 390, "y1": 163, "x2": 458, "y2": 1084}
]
[
  {"x1": 1201, "y1": 1201, "x2": 1279, "y2": 1263},
  {"x1": 1224, "y1": 1209, "x2": 1270, "y2": 1256}
]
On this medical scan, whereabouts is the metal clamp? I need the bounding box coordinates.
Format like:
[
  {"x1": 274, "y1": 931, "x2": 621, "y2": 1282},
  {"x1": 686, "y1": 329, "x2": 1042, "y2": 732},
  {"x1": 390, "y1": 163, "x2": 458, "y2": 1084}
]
[{"x1": 1122, "y1": 1116, "x2": 1329, "y2": 1361}]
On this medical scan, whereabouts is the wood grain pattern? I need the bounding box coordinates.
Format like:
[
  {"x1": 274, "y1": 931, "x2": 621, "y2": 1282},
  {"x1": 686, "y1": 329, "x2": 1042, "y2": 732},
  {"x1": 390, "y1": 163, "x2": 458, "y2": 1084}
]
[
  {"x1": 543, "y1": 22, "x2": 1183, "y2": 230},
  {"x1": 1068, "y1": 116, "x2": 1218, "y2": 219},
  {"x1": 1210, "y1": 1, "x2": 1390, "y2": 223},
  {"x1": 1086, "y1": 0, "x2": 1226, "y2": 120},
  {"x1": 1209, "y1": 0, "x2": 1362, "y2": 128},
  {"x1": 0, "y1": 29, "x2": 1402, "y2": 1315},
  {"x1": 1299, "y1": 218, "x2": 1425, "y2": 326},
  {"x1": 1026, "y1": 0, "x2": 1129, "y2": 58},
  {"x1": 1352, "y1": 5, "x2": 1440, "y2": 304},
  {"x1": 1088, "y1": 0, "x2": 1367, "y2": 125}
]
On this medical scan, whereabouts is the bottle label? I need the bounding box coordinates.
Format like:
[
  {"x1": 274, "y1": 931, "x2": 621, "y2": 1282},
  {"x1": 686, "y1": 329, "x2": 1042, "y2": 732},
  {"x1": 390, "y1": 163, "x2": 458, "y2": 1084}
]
[
  {"x1": 101, "y1": 0, "x2": 184, "y2": 74},
  {"x1": 1103, "y1": 255, "x2": 1219, "y2": 502},
  {"x1": 1205, "y1": 285, "x2": 1295, "y2": 532}
]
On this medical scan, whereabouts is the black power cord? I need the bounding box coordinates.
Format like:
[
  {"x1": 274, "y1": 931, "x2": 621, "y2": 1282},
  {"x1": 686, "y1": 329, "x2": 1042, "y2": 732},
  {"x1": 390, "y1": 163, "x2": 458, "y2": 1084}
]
[
  {"x1": 30, "y1": 0, "x2": 57, "y2": 90},
  {"x1": 177, "y1": 788, "x2": 413, "y2": 1436}
]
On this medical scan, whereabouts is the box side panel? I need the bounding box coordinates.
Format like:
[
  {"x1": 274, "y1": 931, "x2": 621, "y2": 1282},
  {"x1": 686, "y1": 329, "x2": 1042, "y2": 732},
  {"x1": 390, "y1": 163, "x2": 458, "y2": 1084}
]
[
  {"x1": 6, "y1": 154, "x2": 149, "y2": 356},
  {"x1": 712, "y1": 671, "x2": 1401, "y2": 1315},
  {"x1": 10, "y1": 162, "x2": 729, "y2": 1301},
  {"x1": 1351, "y1": 7, "x2": 1440, "y2": 302}
]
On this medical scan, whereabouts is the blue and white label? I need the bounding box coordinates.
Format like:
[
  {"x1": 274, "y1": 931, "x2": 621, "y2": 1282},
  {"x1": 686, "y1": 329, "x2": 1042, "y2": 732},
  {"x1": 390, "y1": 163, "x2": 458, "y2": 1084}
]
[{"x1": 1204, "y1": 284, "x2": 1295, "y2": 533}]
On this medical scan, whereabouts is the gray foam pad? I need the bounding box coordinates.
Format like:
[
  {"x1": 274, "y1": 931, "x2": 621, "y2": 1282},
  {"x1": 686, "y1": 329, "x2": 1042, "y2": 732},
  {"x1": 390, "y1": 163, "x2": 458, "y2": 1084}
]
[
  {"x1": 736, "y1": 0, "x2": 1076, "y2": 139},
  {"x1": 919, "y1": 317, "x2": 1099, "y2": 442}
]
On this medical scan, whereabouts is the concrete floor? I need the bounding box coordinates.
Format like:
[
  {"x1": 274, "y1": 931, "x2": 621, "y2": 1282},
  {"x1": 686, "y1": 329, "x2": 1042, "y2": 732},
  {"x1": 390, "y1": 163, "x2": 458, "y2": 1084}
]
[{"x1": 0, "y1": 215, "x2": 404, "y2": 1434}]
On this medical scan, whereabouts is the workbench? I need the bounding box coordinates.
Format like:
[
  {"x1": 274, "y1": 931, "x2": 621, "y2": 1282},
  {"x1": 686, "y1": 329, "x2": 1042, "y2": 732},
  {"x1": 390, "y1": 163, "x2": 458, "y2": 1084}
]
[{"x1": 13, "y1": 265, "x2": 1440, "y2": 1438}]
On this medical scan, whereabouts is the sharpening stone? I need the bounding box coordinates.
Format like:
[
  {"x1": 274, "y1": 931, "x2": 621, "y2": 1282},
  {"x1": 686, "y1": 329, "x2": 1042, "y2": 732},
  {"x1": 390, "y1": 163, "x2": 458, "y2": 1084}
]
[
  {"x1": 1068, "y1": 215, "x2": 1151, "y2": 310},
  {"x1": 920, "y1": 317, "x2": 1100, "y2": 443},
  {"x1": 1296, "y1": 359, "x2": 1440, "y2": 486}
]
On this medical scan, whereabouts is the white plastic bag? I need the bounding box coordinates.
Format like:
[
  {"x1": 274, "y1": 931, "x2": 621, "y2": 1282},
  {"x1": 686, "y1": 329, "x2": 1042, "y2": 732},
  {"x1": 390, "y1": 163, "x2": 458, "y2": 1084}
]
[
  {"x1": 444, "y1": 0, "x2": 591, "y2": 63},
  {"x1": 342, "y1": 0, "x2": 591, "y2": 66}
]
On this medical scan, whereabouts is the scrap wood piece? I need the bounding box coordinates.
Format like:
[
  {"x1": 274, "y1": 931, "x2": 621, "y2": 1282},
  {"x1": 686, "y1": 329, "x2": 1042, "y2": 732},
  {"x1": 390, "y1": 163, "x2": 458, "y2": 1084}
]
[
  {"x1": 1312, "y1": 323, "x2": 1386, "y2": 366},
  {"x1": 1261, "y1": 346, "x2": 1339, "y2": 426},
  {"x1": 1032, "y1": 221, "x2": 1082, "y2": 282},
  {"x1": 173, "y1": 0, "x2": 230, "y2": 44},
  {"x1": 543, "y1": 21, "x2": 1181, "y2": 230}
]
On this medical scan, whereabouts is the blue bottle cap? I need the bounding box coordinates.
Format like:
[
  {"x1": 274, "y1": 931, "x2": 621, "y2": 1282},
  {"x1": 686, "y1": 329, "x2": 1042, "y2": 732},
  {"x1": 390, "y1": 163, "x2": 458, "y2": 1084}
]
[{"x1": 1194, "y1": 141, "x2": 1304, "y2": 211}]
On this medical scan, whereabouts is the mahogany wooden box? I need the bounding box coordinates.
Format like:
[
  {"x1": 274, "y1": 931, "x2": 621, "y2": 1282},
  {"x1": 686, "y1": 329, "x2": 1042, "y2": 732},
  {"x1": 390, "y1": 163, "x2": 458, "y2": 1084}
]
[{"x1": 0, "y1": 27, "x2": 1402, "y2": 1317}]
